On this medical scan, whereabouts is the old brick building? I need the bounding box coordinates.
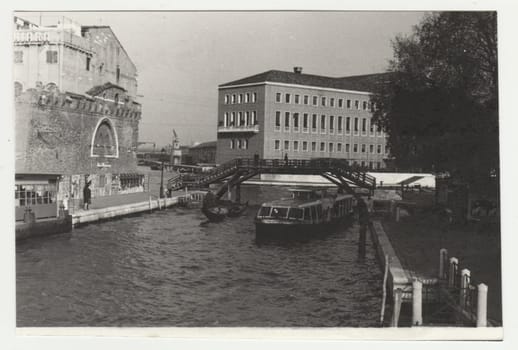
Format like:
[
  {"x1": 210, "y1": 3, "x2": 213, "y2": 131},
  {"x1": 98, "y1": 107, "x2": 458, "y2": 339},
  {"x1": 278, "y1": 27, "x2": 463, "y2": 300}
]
[
  {"x1": 14, "y1": 15, "x2": 143, "y2": 220},
  {"x1": 13, "y1": 16, "x2": 138, "y2": 99}
]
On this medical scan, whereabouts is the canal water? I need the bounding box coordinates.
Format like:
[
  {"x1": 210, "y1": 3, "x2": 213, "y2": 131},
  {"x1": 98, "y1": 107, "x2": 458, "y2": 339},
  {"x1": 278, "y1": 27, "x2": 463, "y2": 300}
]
[{"x1": 16, "y1": 185, "x2": 383, "y2": 327}]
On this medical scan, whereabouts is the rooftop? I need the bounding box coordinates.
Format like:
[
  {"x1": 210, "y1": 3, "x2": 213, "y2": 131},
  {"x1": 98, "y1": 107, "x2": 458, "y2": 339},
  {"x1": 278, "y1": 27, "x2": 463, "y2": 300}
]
[
  {"x1": 86, "y1": 82, "x2": 127, "y2": 97},
  {"x1": 190, "y1": 141, "x2": 217, "y2": 149},
  {"x1": 219, "y1": 69, "x2": 392, "y2": 92}
]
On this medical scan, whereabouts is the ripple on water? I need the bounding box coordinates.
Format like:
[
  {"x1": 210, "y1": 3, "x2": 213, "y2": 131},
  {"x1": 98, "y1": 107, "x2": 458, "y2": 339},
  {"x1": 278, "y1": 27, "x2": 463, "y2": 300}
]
[{"x1": 16, "y1": 185, "x2": 383, "y2": 327}]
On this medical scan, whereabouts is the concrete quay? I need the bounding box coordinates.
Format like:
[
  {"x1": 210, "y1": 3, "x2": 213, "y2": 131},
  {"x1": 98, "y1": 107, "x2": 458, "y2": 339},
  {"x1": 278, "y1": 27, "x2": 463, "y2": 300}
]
[
  {"x1": 71, "y1": 191, "x2": 201, "y2": 227},
  {"x1": 369, "y1": 220, "x2": 413, "y2": 301}
]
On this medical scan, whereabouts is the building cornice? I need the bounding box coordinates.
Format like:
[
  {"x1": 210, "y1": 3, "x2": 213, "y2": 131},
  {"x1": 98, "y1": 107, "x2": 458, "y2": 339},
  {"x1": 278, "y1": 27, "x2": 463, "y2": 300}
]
[{"x1": 218, "y1": 81, "x2": 372, "y2": 96}]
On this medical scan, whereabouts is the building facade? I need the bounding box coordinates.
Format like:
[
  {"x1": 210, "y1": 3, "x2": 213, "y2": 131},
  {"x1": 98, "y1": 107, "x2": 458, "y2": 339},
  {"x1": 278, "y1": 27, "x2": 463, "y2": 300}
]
[
  {"x1": 14, "y1": 15, "x2": 143, "y2": 220},
  {"x1": 216, "y1": 68, "x2": 389, "y2": 169},
  {"x1": 13, "y1": 16, "x2": 138, "y2": 99},
  {"x1": 189, "y1": 141, "x2": 217, "y2": 164}
]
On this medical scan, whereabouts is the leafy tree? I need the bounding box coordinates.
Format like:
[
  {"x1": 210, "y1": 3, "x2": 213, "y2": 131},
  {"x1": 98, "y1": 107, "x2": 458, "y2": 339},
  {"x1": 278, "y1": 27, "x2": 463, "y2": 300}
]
[{"x1": 372, "y1": 12, "x2": 498, "y2": 187}]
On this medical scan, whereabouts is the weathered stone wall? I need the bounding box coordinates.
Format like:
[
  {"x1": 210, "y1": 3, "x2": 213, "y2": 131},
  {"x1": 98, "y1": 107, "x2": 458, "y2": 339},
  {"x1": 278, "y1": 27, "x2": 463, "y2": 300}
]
[
  {"x1": 16, "y1": 89, "x2": 141, "y2": 175},
  {"x1": 84, "y1": 27, "x2": 138, "y2": 98},
  {"x1": 15, "y1": 89, "x2": 144, "y2": 205}
]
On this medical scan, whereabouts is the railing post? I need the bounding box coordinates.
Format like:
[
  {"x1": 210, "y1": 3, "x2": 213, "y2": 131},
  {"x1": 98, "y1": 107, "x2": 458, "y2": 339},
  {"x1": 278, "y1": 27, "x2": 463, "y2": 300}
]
[
  {"x1": 439, "y1": 248, "x2": 448, "y2": 279},
  {"x1": 476, "y1": 283, "x2": 488, "y2": 327},
  {"x1": 448, "y1": 257, "x2": 458, "y2": 288},
  {"x1": 459, "y1": 269, "x2": 470, "y2": 308},
  {"x1": 412, "y1": 280, "x2": 423, "y2": 326}
]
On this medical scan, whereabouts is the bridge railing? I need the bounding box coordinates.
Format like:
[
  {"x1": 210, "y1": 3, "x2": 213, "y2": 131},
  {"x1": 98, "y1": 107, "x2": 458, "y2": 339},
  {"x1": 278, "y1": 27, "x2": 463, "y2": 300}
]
[
  {"x1": 234, "y1": 158, "x2": 375, "y2": 188},
  {"x1": 167, "y1": 157, "x2": 376, "y2": 190}
]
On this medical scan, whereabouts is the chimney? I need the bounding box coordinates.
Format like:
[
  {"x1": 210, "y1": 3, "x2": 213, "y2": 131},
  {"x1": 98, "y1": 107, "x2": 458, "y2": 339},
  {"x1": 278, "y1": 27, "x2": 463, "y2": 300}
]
[{"x1": 293, "y1": 66, "x2": 303, "y2": 74}]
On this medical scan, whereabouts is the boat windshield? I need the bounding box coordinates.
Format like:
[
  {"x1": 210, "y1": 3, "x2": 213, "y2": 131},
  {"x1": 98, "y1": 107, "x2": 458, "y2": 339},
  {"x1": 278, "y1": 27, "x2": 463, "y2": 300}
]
[
  {"x1": 271, "y1": 207, "x2": 288, "y2": 218},
  {"x1": 288, "y1": 208, "x2": 303, "y2": 220},
  {"x1": 258, "y1": 206, "x2": 271, "y2": 217}
]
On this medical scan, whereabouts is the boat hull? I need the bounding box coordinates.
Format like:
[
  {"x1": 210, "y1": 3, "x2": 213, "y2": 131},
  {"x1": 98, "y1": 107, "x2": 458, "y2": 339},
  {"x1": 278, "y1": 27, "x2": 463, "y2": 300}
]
[
  {"x1": 255, "y1": 216, "x2": 352, "y2": 240},
  {"x1": 202, "y1": 206, "x2": 228, "y2": 222}
]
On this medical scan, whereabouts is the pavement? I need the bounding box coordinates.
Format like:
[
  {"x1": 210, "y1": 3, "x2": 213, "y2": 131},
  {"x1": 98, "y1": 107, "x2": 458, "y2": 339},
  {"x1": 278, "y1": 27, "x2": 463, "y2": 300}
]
[{"x1": 74, "y1": 189, "x2": 191, "y2": 212}]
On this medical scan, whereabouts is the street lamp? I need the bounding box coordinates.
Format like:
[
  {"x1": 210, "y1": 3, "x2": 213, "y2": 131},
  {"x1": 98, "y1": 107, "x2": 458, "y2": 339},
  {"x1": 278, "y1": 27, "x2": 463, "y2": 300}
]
[{"x1": 159, "y1": 148, "x2": 166, "y2": 198}]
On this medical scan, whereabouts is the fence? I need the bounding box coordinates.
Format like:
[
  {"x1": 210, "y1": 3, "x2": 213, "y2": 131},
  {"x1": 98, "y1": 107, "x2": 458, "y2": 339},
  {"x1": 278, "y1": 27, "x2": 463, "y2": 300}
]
[{"x1": 411, "y1": 248, "x2": 489, "y2": 327}]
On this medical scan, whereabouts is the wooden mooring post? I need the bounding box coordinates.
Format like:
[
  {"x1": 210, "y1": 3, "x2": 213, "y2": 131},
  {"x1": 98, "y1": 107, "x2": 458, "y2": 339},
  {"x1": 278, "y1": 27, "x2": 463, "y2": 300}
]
[
  {"x1": 358, "y1": 223, "x2": 367, "y2": 259},
  {"x1": 459, "y1": 269, "x2": 471, "y2": 308},
  {"x1": 235, "y1": 183, "x2": 241, "y2": 203},
  {"x1": 439, "y1": 248, "x2": 448, "y2": 279},
  {"x1": 437, "y1": 249, "x2": 491, "y2": 327},
  {"x1": 448, "y1": 257, "x2": 458, "y2": 288},
  {"x1": 477, "y1": 283, "x2": 488, "y2": 327},
  {"x1": 412, "y1": 280, "x2": 423, "y2": 326}
]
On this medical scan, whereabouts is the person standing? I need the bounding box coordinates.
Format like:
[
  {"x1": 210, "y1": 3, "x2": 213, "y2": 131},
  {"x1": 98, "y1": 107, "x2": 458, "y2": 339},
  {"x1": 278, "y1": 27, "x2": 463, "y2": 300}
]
[{"x1": 83, "y1": 181, "x2": 92, "y2": 210}]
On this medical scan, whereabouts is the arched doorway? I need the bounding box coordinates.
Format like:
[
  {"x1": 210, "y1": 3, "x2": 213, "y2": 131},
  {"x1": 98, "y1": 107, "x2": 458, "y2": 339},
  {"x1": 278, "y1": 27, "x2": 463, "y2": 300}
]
[{"x1": 91, "y1": 118, "x2": 118, "y2": 158}]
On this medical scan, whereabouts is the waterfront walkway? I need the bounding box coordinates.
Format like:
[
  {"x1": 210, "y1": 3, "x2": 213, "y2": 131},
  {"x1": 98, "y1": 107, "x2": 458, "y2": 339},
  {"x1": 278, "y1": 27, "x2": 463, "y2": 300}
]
[
  {"x1": 71, "y1": 189, "x2": 195, "y2": 227},
  {"x1": 73, "y1": 190, "x2": 188, "y2": 212}
]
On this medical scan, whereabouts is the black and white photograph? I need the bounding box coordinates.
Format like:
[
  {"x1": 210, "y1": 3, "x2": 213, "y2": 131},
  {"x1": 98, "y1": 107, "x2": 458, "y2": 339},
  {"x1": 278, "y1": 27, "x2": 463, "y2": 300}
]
[{"x1": 3, "y1": 1, "x2": 517, "y2": 348}]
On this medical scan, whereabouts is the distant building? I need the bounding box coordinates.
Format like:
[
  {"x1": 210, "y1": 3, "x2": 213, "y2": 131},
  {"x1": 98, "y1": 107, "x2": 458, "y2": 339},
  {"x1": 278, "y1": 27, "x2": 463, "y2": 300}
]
[
  {"x1": 180, "y1": 146, "x2": 192, "y2": 165},
  {"x1": 216, "y1": 67, "x2": 389, "y2": 169},
  {"x1": 170, "y1": 130, "x2": 182, "y2": 165},
  {"x1": 189, "y1": 141, "x2": 217, "y2": 164},
  {"x1": 14, "y1": 15, "x2": 143, "y2": 220}
]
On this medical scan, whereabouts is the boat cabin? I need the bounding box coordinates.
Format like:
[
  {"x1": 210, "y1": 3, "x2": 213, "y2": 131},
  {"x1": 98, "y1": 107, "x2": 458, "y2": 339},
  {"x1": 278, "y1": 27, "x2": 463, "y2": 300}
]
[{"x1": 256, "y1": 188, "x2": 353, "y2": 225}]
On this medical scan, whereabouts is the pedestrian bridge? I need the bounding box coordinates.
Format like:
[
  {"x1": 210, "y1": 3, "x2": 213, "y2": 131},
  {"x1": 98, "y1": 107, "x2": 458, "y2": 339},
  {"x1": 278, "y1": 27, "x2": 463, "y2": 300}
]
[{"x1": 167, "y1": 158, "x2": 376, "y2": 199}]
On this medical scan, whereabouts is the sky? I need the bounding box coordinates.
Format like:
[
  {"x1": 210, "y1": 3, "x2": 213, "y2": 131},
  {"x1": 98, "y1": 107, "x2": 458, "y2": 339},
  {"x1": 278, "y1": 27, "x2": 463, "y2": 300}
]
[{"x1": 17, "y1": 11, "x2": 425, "y2": 148}]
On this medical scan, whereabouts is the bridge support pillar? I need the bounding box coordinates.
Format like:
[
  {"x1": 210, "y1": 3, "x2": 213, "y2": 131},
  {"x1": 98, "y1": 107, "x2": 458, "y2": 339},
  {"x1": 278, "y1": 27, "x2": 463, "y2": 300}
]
[
  {"x1": 235, "y1": 183, "x2": 241, "y2": 203},
  {"x1": 358, "y1": 223, "x2": 367, "y2": 260}
]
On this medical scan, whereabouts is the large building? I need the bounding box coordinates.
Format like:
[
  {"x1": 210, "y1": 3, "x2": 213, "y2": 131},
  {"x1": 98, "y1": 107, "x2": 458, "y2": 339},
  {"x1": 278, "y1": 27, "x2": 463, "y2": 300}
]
[
  {"x1": 14, "y1": 15, "x2": 143, "y2": 221},
  {"x1": 216, "y1": 68, "x2": 389, "y2": 169},
  {"x1": 13, "y1": 15, "x2": 138, "y2": 99}
]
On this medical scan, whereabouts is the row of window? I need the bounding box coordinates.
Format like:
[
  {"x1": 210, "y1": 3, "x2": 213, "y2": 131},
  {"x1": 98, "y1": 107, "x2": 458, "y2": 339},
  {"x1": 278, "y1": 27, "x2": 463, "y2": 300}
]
[
  {"x1": 274, "y1": 140, "x2": 388, "y2": 154},
  {"x1": 223, "y1": 111, "x2": 258, "y2": 127},
  {"x1": 229, "y1": 139, "x2": 249, "y2": 150},
  {"x1": 15, "y1": 184, "x2": 57, "y2": 207},
  {"x1": 224, "y1": 92, "x2": 258, "y2": 105},
  {"x1": 274, "y1": 111, "x2": 383, "y2": 135},
  {"x1": 14, "y1": 50, "x2": 101, "y2": 75},
  {"x1": 14, "y1": 50, "x2": 58, "y2": 64},
  {"x1": 275, "y1": 92, "x2": 375, "y2": 111}
]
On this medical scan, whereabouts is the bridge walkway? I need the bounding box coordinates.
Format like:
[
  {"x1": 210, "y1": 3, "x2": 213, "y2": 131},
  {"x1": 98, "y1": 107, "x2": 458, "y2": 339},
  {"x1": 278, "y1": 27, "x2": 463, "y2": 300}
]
[{"x1": 167, "y1": 158, "x2": 376, "y2": 199}]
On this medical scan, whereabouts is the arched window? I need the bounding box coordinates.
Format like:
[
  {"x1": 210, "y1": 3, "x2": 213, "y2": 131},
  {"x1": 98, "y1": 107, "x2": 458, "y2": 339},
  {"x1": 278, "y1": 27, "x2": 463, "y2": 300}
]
[{"x1": 91, "y1": 119, "x2": 118, "y2": 158}]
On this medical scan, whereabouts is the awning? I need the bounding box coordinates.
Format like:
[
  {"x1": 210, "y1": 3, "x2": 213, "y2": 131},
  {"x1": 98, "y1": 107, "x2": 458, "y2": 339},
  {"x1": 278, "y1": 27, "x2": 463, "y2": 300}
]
[{"x1": 398, "y1": 176, "x2": 425, "y2": 186}]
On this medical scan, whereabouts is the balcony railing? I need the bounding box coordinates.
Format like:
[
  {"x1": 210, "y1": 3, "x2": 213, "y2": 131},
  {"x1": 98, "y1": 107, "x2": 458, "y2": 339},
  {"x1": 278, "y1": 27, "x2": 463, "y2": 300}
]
[
  {"x1": 14, "y1": 29, "x2": 93, "y2": 54},
  {"x1": 217, "y1": 124, "x2": 260, "y2": 133}
]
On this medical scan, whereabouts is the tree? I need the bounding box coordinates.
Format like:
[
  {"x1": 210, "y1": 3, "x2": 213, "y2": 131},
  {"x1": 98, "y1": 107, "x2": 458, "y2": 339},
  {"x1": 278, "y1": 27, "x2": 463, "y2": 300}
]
[{"x1": 372, "y1": 12, "x2": 498, "y2": 187}]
